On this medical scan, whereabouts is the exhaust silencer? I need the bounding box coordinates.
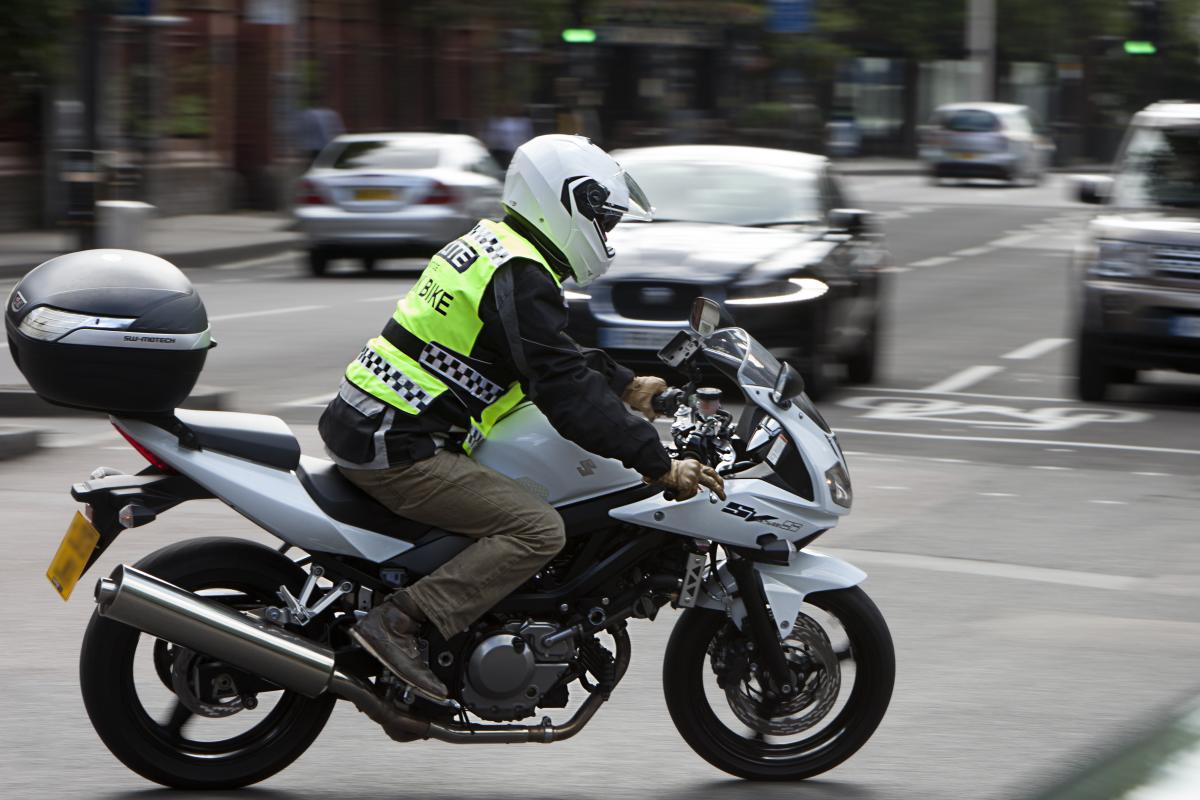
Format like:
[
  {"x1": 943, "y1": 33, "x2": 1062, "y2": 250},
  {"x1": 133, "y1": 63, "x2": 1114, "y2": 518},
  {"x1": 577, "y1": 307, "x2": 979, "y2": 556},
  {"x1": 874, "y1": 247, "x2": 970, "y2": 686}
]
[{"x1": 95, "y1": 564, "x2": 337, "y2": 698}]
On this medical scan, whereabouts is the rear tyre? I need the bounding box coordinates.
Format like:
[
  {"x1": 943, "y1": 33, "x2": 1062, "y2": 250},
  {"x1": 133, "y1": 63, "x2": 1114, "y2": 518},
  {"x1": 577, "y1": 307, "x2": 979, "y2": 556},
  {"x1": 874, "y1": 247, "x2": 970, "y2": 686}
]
[
  {"x1": 845, "y1": 316, "x2": 880, "y2": 385},
  {"x1": 307, "y1": 249, "x2": 329, "y2": 276},
  {"x1": 663, "y1": 587, "x2": 894, "y2": 780},
  {"x1": 1077, "y1": 333, "x2": 1117, "y2": 402},
  {"x1": 80, "y1": 537, "x2": 335, "y2": 789}
]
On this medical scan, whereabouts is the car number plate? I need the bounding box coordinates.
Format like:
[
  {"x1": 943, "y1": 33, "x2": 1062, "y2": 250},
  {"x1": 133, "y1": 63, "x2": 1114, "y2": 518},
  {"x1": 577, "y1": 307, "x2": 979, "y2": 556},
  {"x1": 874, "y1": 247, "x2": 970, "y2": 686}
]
[
  {"x1": 955, "y1": 151, "x2": 977, "y2": 160},
  {"x1": 353, "y1": 187, "x2": 396, "y2": 201},
  {"x1": 1170, "y1": 315, "x2": 1200, "y2": 338},
  {"x1": 598, "y1": 327, "x2": 677, "y2": 350},
  {"x1": 47, "y1": 511, "x2": 101, "y2": 600}
]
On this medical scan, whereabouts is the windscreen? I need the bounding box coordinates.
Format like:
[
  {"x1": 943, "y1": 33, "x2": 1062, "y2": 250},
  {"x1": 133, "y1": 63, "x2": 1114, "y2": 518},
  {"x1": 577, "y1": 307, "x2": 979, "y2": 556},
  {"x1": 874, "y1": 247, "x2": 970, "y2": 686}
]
[
  {"x1": 701, "y1": 328, "x2": 782, "y2": 389},
  {"x1": 325, "y1": 141, "x2": 441, "y2": 170},
  {"x1": 1113, "y1": 125, "x2": 1200, "y2": 209},
  {"x1": 619, "y1": 160, "x2": 820, "y2": 226},
  {"x1": 942, "y1": 109, "x2": 1000, "y2": 132}
]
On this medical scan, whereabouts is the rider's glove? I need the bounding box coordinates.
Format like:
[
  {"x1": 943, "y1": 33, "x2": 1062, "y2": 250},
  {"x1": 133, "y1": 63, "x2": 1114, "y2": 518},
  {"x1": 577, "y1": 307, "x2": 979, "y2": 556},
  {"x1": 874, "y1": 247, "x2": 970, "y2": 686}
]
[
  {"x1": 622, "y1": 375, "x2": 669, "y2": 421},
  {"x1": 647, "y1": 459, "x2": 727, "y2": 502}
]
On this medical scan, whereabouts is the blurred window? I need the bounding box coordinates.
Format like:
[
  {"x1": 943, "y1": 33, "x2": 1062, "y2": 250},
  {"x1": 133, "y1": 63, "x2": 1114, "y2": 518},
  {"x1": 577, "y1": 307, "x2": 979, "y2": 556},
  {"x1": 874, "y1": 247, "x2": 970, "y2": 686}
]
[
  {"x1": 941, "y1": 109, "x2": 1000, "y2": 133},
  {"x1": 1113, "y1": 125, "x2": 1200, "y2": 209},
  {"x1": 1004, "y1": 110, "x2": 1033, "y2": 135},
  {"x1": 623, "y1": 160, "x2": 820, "y2": 226},
  {"x1": 323, "y1": 141, "x2": 442, "y2": 170}
]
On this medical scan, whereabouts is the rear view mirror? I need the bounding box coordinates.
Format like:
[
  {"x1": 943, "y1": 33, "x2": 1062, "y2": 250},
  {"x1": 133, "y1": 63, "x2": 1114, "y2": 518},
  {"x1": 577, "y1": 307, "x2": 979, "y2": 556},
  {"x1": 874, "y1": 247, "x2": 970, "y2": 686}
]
[
  {"x1": 770, "y1": 362, "x2": 806, "y2": 406},
  {"x1": 690, "y1": 297, "x2": 721, "y2": 336},
  {"x1": 1074, "y1": 175, "x2": 1113, "y2": 205}
]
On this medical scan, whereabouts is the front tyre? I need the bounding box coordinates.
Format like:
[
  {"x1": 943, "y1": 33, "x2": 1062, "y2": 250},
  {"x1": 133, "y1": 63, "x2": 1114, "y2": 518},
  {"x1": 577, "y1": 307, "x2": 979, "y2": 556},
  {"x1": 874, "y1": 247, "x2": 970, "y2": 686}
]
[
  {"x1": 80, "y1": 538, "x2": 335, "y2": 789},
  {"x1": 663, "y1": 586, "x2": 894, "y2": 780}
]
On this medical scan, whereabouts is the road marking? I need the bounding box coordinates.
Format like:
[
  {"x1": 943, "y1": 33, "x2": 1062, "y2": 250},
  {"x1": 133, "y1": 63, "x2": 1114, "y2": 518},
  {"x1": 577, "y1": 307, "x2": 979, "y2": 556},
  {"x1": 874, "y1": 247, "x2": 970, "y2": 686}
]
[
  {"x1": 854, "y1": 386, "x2": 1078, "y2": 403},
  {"x1": 988, "y1": 233, "x2": 1037, "y2": 248},
  {"x1": 922, "y1": 365, "x2": 1004, "y2": 394},
  {"x1": 952, "y1": 246, "x2": 993, "y2": 257},
  {"x1": 835, "y1": 427, "x2": 1200, "y2": 457},
  {"x1": 1134, "y1": 471, "x2": 1171, "y2": 477},
  {"x1": 839, "y1": 396, "x2": 1149, "y2": 432},
  {"x1": 876, "y1": 266, "x2": 911, "y2": 273},
  {"x1": 279, "y1": 392, "x2": 335, "y2": 407},
  {"x1": 41, "y1": 431, "x2": 121, "y2": 448},
  {"x1": 1090, "y1": 500, "x2": 1128, "y2": 505},
  {"x1": 1032, "y1": 465, "x2": 1072, "y2": 471},
  {"x1": 910, "y1": 255, "x2": 956, "y2": 268},
  {"x1": 215, "y1": 253, "x2": 298, "y2": 271},
  {"x1": 209, "y1": 304, "x2": 325, "y2": 322},
  {"x1": 979, "y1": 492, "x2": 1018, "y2": 497},
  {"x1": 358, "y1": 294, "x2": 402, "y2": 303},
  {"x1": 1002, "y1": 337, "x2": 1071, "y2": 360},
  {"x1": 823, "y1": 547, "x2": 1140, "y2": 591}
]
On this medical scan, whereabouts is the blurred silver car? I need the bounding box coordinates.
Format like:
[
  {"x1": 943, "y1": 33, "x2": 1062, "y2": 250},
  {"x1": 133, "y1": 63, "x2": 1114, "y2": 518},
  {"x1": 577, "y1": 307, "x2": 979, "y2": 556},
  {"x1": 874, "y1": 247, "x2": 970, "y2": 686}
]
[
  {"x1": 293, "y1": 133, "x2": 504, "y2": 275},
  {"x1": 922, "y1": 102, "x2": 1053, "y2": 185}
]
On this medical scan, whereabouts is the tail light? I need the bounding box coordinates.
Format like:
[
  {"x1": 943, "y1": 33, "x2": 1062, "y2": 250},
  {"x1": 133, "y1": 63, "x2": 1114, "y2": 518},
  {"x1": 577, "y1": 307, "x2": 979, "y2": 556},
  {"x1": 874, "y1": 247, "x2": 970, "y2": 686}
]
[
  {"x1": 419, "y1": 181, "x2": 457, "y2": 205},
  {"x1": 296, "y1": 179, "x2": 325, "y2": 205},
  {"x1": 112, "y1": 423, "x2": 177, "y2": 474}
]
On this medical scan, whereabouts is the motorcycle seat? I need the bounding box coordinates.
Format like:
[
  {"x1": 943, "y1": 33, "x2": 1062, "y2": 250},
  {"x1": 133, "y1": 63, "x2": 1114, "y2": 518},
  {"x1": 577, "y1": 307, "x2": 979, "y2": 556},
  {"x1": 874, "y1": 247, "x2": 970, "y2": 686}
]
[
  {"x1": 175, "y1": 410, "x2": 301, "y2": 471},
  {"x1": 296, "y1": 455, "x2": 435, "y2": 542}
]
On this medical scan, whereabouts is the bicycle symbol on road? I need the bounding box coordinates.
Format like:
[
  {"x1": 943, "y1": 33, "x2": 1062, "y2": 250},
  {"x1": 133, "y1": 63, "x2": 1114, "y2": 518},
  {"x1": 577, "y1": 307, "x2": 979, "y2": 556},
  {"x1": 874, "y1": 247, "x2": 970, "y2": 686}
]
[{"x1": 838, "y1": 396, "x2": 1151, "y2": 432}]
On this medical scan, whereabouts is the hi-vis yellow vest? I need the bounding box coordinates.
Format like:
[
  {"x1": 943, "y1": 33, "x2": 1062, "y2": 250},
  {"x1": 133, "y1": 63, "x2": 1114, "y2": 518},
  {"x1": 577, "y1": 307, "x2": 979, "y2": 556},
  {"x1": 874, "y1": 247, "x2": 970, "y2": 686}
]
[{"x1": 343, "y1": 219, "x2": 561, "y2": 453}]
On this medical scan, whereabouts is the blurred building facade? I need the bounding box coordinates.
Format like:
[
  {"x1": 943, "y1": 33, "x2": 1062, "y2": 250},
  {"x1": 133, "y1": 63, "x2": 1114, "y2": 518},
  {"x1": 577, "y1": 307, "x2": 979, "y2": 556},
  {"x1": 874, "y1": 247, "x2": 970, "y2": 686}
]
[{"x1": 0, "y1": 0, "x2": 1195, "y2": 231}]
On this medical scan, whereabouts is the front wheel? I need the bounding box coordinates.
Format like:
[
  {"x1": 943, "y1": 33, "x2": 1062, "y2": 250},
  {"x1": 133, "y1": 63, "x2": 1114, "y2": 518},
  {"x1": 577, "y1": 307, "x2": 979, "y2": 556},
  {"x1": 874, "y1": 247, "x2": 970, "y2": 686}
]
[
  {"x1": 79, "y1": 537, "x2": 336, "y2": 789},
  {"x1": 663, "y1": 586, "x2": 894, "y2": 780}
]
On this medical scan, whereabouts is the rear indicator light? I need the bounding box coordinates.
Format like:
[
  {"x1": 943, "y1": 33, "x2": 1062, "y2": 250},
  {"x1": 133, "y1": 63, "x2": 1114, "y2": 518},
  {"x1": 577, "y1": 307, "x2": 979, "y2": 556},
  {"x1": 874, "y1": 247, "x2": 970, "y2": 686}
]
[
  {"x1": 112, "y1": 423, "x2": 178, "y2": 474},
  {"x1": 297, "y1": 179, "x2": 325, "y2": 205},
  {"x1": 420, "y1": 181, "x2": 457, "y2": 205}
]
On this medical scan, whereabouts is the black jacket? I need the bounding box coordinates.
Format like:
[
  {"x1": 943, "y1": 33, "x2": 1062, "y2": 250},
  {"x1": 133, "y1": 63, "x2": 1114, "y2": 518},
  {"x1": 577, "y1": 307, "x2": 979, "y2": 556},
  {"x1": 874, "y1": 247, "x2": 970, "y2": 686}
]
[{"x1": 319, "y1": 257, "x2": 672, "y2": 480}]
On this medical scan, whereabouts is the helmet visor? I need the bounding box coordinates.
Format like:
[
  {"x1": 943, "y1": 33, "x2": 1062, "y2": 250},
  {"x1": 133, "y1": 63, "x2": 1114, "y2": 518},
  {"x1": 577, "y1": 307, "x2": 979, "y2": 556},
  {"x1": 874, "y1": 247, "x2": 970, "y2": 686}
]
[{"x1": 599, "y1": 169, "x2": 653, "y2": 228}]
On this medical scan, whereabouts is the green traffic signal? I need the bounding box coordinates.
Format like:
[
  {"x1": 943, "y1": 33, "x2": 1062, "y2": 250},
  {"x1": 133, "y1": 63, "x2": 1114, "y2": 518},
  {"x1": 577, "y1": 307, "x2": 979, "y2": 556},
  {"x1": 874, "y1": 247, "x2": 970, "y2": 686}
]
[
  {"x1": 562, "y1": 28, "x2": 596, "y2": 44},
  {"x1": 1123, "y1": 40, "x2": 1158, "y2": 55}
]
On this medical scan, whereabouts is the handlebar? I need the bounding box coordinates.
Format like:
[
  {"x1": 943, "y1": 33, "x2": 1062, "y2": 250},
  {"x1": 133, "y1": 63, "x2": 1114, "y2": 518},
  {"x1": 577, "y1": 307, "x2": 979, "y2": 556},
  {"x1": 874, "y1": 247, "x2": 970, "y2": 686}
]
[{"x1": 652, "y1": 387, "x2": 686, "y2": 415}]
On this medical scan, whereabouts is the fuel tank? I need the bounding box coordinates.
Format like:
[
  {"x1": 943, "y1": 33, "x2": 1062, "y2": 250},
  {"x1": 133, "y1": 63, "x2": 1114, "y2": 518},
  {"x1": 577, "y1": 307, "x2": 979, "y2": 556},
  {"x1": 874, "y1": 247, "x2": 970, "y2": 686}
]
[{"x1": 473, "y1": 404, "x2": 643, "y2": 507}]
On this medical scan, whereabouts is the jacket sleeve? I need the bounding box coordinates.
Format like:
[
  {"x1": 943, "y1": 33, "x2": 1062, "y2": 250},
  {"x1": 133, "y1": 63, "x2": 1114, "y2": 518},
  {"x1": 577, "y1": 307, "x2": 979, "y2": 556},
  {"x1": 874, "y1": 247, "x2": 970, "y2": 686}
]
[{"x1": 480, "y1": 260, "x2": 672, "y2": 480}]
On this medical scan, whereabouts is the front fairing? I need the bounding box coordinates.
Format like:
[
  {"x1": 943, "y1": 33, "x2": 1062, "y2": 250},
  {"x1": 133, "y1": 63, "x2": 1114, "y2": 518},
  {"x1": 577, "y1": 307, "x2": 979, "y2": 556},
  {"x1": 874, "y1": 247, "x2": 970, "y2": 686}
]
[{"x1": 701, "y1": 327, "x2": 851, "y2": 517}]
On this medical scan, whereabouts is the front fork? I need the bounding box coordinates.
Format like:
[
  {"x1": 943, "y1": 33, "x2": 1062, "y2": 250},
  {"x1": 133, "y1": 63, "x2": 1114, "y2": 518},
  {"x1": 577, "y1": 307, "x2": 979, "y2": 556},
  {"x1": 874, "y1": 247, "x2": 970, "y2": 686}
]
[{"x1": 726, "y1": 555, "x2": 796, "y2": 692}]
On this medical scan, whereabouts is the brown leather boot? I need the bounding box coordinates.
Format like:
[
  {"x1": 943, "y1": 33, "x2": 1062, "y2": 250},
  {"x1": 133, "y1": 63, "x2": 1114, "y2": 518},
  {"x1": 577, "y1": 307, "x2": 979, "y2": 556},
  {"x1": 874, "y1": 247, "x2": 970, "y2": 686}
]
[{"x1": 350, "y1": 603, "x2": 449, "y2": 702}]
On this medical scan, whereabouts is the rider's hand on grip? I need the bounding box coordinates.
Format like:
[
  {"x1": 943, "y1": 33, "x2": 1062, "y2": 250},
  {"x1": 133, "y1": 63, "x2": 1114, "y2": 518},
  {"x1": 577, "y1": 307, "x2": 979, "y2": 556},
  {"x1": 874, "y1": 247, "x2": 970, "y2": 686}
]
[
  {"x1": 623, "y1": 375, "x2": 669, "y2": 421},
  {"x1": 646, "y1": 459, "x2": 726, "y2": 502}
]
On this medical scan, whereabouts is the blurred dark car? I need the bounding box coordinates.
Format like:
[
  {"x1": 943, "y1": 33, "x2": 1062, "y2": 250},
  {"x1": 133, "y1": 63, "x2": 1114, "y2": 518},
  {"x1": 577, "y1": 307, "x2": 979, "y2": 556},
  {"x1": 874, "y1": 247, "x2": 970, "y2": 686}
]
[
  {"x1": 565, "y1": 145, "x2": 890, "y2": 397},
  {"x1": 293, "y1": 133, "x2": 504, "y2": 275},
  {"x1": 1072, "y1": 101, "x2": 1200, "y2": 401},
  {"x1": 1026, "y1": 695, "x2": 1200, "y2": 799}
]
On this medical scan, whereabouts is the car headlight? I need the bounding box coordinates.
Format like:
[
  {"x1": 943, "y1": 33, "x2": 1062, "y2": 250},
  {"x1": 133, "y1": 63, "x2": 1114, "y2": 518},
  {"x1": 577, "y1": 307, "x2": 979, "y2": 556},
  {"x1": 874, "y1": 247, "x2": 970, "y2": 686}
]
[
  {"x1": 825, "y1": 463, "x2": 853, "y2": 509},
  {"x1": 726, "y1": 278, "x2": 829, "y2": 306},
  {"x1": 1090, "y1": 240, "x2": 1151, "y2": 279}
]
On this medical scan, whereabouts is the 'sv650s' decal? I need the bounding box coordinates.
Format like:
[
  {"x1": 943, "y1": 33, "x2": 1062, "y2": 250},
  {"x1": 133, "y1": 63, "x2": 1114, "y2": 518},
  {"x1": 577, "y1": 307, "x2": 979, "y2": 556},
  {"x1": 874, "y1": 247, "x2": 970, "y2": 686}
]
[{"x1": 721, "y1": 502, "x2": 805, "y2": 533}]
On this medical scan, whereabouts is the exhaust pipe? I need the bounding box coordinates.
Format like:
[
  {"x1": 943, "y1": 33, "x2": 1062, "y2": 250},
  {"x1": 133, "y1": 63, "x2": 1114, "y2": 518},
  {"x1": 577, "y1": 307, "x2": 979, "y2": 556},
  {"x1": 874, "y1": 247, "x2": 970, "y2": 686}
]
[{"x1": 94, "y1": 564, "x2": 605, "y2": 744}]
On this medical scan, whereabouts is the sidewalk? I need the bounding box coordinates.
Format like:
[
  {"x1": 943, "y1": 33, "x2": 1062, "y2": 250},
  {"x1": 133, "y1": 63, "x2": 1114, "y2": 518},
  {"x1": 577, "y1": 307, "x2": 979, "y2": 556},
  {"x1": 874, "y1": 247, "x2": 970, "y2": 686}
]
[
  {"x1": 832, "y1": 157, "x2": 1111, "y2": 176},
  {"x1": 0, "y1": 212, "x2": 302, "y2": 279}
]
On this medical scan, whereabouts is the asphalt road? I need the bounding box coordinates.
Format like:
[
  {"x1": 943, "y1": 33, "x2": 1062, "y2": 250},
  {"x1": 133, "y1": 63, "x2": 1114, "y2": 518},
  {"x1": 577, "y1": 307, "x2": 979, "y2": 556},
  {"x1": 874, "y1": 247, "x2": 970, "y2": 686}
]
[{"x1": 3, "y1": 173, "x2": 1200, "y2": 799}]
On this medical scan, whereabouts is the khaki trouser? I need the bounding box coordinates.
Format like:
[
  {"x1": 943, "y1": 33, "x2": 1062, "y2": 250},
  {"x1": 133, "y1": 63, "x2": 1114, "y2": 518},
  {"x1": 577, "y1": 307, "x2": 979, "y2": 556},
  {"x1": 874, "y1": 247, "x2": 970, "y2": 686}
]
[{"x1": 340, "y1": 449, "x2": 566, "y2": 639}]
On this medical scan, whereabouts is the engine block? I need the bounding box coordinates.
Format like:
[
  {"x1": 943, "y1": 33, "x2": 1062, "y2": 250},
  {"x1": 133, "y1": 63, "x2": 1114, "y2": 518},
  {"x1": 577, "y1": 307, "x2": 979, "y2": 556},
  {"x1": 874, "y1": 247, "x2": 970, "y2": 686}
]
[{"x1": 460, "y1": 621, "x2": 574, "y2": 722}]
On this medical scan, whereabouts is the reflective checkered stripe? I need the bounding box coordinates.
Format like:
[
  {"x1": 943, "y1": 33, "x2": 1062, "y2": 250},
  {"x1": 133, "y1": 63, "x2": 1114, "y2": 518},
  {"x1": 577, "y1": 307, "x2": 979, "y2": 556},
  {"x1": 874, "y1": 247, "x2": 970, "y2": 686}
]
[
  {"x1": 347, "y1": 344, "x2": 437, "y2": 414},
  {"x1": 419, "y1": 342, "x2": 505, "y2": 404},
  {"x1": 345, "y1": 218, "x2": 558, "y2": 452},
  {"x1": 465, "y1": 222, "x2": 513, "y2": 267}
]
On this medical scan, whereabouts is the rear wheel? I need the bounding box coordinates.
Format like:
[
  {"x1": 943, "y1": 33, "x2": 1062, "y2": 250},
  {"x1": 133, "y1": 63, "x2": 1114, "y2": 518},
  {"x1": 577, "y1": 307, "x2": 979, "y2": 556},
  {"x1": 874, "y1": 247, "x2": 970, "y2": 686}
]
[
  {"x1": 307, "y1": 249, "x2": 329, "y2": 276},
  {"x1": 663, "y1": 587, "x2": 894, "y2": 781},
  {"x1": 80, "y1": 538, "x2": 335, "y2": 789}
]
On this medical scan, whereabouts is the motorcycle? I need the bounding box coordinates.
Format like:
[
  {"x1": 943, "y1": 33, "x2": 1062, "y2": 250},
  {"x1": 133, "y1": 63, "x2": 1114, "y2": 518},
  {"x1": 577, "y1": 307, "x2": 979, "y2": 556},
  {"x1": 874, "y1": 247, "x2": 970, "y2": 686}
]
[{"x1": 49, "y1": 297, "x2": 894, "y2": 788}]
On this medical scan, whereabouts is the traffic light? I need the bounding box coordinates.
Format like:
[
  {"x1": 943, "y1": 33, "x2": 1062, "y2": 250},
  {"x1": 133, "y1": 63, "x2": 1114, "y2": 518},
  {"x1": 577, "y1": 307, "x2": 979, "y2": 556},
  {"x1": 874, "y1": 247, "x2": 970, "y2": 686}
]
[{"x1": 1126, "y1": 0, "x2": 1161, "y2": 55}]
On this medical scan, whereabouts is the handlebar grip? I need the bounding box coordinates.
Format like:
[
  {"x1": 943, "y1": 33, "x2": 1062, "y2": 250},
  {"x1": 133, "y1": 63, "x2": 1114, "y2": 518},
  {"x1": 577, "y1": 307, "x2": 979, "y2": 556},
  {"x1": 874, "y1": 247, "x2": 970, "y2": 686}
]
[{"x1": 652, "y1": 387, "x2": 685, "y2": 415}]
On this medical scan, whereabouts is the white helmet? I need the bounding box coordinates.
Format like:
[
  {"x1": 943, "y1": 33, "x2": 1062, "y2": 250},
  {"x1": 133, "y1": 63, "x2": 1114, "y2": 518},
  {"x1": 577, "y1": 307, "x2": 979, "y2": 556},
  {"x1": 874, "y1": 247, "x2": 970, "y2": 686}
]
[{"x1": 502, "y1": 134, "x2": 652, "y2": 287}]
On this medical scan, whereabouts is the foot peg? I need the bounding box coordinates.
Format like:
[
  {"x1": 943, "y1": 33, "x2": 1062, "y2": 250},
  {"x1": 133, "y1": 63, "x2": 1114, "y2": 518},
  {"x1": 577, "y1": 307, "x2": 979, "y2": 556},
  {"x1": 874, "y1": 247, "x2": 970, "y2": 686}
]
[{"x1": 266, "y1": 566, "x2": 353, "y2": 626}]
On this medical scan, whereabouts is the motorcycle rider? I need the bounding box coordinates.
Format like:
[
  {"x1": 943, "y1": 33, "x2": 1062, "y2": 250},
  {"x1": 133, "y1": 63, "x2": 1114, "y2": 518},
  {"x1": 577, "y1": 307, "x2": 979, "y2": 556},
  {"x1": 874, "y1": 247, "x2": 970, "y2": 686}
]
[{"x1": 318, "y1": 134, "x2": 725, "y2": 701}]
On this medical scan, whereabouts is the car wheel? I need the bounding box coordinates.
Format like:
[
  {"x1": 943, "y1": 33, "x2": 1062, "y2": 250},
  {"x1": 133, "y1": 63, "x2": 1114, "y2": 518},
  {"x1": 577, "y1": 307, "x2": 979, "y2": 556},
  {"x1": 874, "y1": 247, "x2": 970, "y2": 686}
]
[
  {"x1": 845, "y1": 317, "x2": 880, "y2": 385},
  {"x1": 1077, "y1": 333, "x2": 1118, "y2": 402},
  {"x1": 307, "y1": 249, "x2": 329, "y2": 277}
]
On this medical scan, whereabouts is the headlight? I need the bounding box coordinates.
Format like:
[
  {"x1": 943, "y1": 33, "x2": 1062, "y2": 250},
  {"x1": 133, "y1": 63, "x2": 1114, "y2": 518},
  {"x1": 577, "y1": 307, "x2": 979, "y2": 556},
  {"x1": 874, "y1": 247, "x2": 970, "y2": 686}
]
[
  {"x1": 824, "y1": 463, "x2": 853, "y2": 509},
  {"x1": 17, "y1": 306, "x2": 135, "y2": 342},
  {"x1": 726, "y1": 278, "x2": 829, "y2": 306},
  {"x1": 1090, "y1": 240, "x2": 1151, "y2": 279}
]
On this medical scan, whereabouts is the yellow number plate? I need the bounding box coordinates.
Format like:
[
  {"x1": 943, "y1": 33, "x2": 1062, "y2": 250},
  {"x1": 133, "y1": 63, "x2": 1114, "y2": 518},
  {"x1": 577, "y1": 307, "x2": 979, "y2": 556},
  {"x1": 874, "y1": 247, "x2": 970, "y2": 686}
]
[
  {"x1": 47, "y1": 512, "x2": 101, "y2": 601},
  {"x1": 354, "y1": 187, "x2": 395, "y2": 201}
]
